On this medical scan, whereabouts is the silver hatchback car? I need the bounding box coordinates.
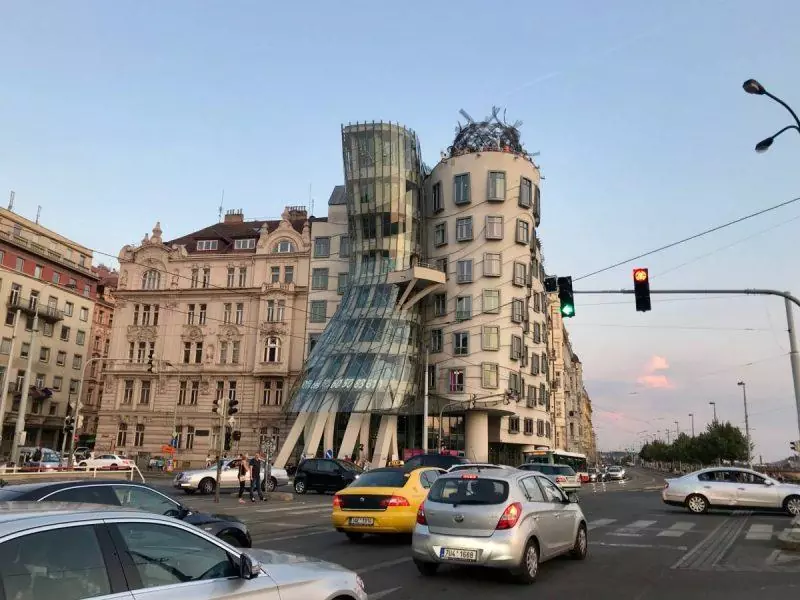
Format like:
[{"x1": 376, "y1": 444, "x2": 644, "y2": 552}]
[{"x1": 412, "y1": 469, "x2": 588, "y2": 583}]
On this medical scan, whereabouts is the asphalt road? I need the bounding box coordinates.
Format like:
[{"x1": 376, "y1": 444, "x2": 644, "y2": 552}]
[{"x1": 157, "y1": 468, "x2": 800, "y2": 600}]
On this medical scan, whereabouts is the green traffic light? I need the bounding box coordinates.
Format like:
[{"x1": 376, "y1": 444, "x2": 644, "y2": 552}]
[{"x1": 561, "y1": 304, "x2": 575, "y2": 317}]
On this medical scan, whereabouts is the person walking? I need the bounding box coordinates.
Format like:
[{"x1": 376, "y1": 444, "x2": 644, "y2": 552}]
[
  {"x1": 249, "y1": 452, "x2": 265, "y2": 502},
  {"x1": 237, "y1": 453, "x2": 250, "y2": 504}
]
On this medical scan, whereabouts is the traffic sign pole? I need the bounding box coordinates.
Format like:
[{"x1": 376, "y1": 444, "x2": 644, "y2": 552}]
[{"x1": 214, "y1": 395, "x2": 228, "y2": 504}]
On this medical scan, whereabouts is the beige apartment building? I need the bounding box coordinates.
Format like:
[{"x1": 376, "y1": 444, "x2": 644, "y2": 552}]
[
  {"x1": 547, "y1": 291, "x2": 596, "y2": 460},
  {"x1": 0, "y1": 206, "x2": 99, "y2": 456},
  {"x1": 424, "y1": 149, "x2": 551, "y2": 465},
  {"x1": 95, "y1": 208, "x2": 310, "y2": 467},
  {"x1": 306, "y1": 186, "x2": 349, "y2": 357}
]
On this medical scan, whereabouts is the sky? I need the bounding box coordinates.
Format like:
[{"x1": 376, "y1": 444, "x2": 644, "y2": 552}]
[{"x1": 2, "y1": 1, "x2": 800, "y2": 460}]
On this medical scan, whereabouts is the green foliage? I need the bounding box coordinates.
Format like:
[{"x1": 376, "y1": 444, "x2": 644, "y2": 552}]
[{"x1": 638, "y1": 421, "x2": 750, "y2": 464}]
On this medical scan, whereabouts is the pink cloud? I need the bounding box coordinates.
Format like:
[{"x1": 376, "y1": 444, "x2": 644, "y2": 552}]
[
  {"x1": 637, "y1": 355, "x2": 675, "y2": 389},
  {"x1": 644, "y1": 355, "x2": 669, "y2": 372}
]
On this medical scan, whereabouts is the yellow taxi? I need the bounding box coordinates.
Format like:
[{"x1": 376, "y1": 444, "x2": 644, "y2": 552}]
[{"x1": 332, "y1": 466, "x2": 444, "y2": 540}]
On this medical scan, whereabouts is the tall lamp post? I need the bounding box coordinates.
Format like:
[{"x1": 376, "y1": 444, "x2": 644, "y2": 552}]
[
  {"x1": 688, "y1": 413, "x2": 695, "y2": 437},
  {"x1": 709, "y1": 401, "x2": 717, "y2": 423},
  {"x1": 737, "y1": 381, "x2": 752, "y2": 467},
  {"x1": 742, "y1": 78, "x2": 800, "y2": 153},
  {"x1": 674, "y1": 420, "x2": 680, "y2": 437}
]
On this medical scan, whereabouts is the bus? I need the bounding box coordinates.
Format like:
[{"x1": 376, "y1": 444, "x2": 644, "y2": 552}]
[{"x1": 524, "y1": 450, "x2": 590, "y2": 483}]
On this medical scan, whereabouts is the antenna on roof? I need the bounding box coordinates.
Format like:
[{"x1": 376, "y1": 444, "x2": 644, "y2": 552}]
[
  {"x1": 218, "y1": 189, "x2": 225, "y2": 223},
  {"x1": 309, "y1": 183, "x2": 314, "y2": 216},
  {"x1": 36, "y1": 205, "x2": 41, "y2": 224},
  {"x1": 8, "y1": 190, "x2": 14, "y2": 211}
]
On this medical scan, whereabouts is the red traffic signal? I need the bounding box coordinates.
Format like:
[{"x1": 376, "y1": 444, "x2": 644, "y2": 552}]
[{"x1": 632, "y1": 268, "x2": 651, "y2": 312}]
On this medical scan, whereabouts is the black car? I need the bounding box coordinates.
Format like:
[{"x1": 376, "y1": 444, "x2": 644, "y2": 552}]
[
  {"x1": 403, "y1": 453, "x2": 471, "y2": 471},
  {"x1": 0, "y1": 479, "x2": 252, "y2": 547},
  {"x1": 293, "y1": 458, "x2": 362, "y2": 494}
]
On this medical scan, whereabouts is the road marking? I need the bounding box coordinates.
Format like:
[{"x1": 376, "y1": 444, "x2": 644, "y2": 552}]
[
  {"x1": 609, "y1": 520, "x2": 657, "y2": 537},
  {"x1": 657, "y1": 522, "x2": 695, "y2": 538},
  {"x1": 357, "y1": 557, "x2": 412, "y2": 574},
  {"x1": 255, "y1": 504, "x2": 326, "y2": 514},
  {"x1": 671, "y1": 515, "x2": 749, "y2": 571},
  {"x1": 591, "y1": 541, "x2": 688, "y2": 551},
  {"x1": 588, "y1": 518, "x2": 617, "y2": 530},
  {"x1": 284, "y1": 507, "x2": 334, "y2": 516},
  {"x1": 252, "y1": 527, "x2": 336, "y2": 542},
  {"x1": 744, "y1": 523, "x2": 774, "y2": 540},
  {"x1": 371, "y1": 587, "x2": 402, "y2": 599}
]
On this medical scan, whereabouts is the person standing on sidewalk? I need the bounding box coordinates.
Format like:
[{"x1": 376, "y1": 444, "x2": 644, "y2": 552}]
[
  {"x1": 249, "y1": 452, "x2": 265, "y2": 502},
  {"x1": 237, "y1": 454, "x2": 250, "y2": 504}
]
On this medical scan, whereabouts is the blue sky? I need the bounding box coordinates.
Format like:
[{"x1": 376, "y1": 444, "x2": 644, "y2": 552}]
[{"x1": 2, "y1": 1, "x2": 800, "y2": 459}]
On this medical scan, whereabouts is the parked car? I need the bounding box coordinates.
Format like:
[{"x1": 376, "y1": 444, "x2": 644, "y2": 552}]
[
  {"x1": 76, "y1": 453, "x2": 134, "y2": 470},
  {"x1": 662, "y1": 466, "x2": 800, "y2": 516},
  {"x1": 605, "y1": 465, "x2": 626, "y2": 481},
  {"x1": 0, "y1": 504, "x2": 368, "y2": 600},
  {"x1": 332, "y1": 467, "x2": 444, "y2": 539},
  {"x1": 403, "y1": 453, "x2": 471, "y2": 471},
  {"x1": 294, "y1": 458, "x2": 362, "y2": 494},
  {"x1": 0, "y1": 479, "x2": 253, "y2": 547},
  {"x1": 518, "y1": 463, "x2": 582, "y2": 498},
  {"x1": 174, "y1": 457, "x2": 290, "y2": 495},
  {"x1": 412, "y1": 469, "x2": 588, "y2": 583}
]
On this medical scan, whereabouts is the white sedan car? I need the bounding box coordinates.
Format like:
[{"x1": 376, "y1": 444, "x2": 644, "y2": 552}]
[
  {"x1": 76, "y1": 453, "x2": 134, "y2": 469},
  {"x1": 662, "y1": 466, "x2": 800, "y2": 516}
]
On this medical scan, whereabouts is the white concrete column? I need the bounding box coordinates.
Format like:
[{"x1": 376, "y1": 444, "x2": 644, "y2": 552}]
[
  {"x1": 370, "y1": 414, "x2": 397, "y2": 469},
  {"x1": 465, "y1": 411, "x2": 489, "y2": 463},
  {"x1": 337, "y1": 413, "x2": 365, "y2": 460},
  {"x1": 323, "y1": 410, "x2": 336, "y2": 455},
  {"x1": 273, "y1": 412, "x2": 310, "y2": 468}
]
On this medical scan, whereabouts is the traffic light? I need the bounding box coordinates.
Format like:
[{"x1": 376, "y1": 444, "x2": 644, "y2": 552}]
[
  {"x1": 227, "y1": 397, "x2": 239, "y2": 416},
  {"x1": 543, "y1": 276, "x2": 558, "y2": 293},
  {"x1": 224, "y1": 427, "x2": 232, "y2": 452},
  {"x1": 633, "y1": 268, "x2": 651, "y2": 312},
  {"x1": 557, "y1": 276, "x2": 575, "y2": 318},
  {"x1": 212, "y1": 397, "x2": 222, "y2": 414},
  {"x1": 232, "y1": 430, "x2": 241, "y2": 442},
  {"x1": 791, "y1": 440, "x2": 799, "y2": 453},
  {"x1": 63, "y1": 416, "x2": 74, "y2": 435}
]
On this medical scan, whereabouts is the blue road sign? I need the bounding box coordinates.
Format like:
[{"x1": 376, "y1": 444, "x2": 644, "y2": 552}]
[{"x1": 325, "y1": 448, "x2": 334, "y2": 459}]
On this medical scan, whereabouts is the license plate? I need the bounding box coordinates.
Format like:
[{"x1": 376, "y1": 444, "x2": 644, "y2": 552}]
[
  {"x1": 349, "y1": 517, "x2": 374, "y2": 526},
  {"x1": 440, "y1": 548, "x2": 478, "y2": 561}
]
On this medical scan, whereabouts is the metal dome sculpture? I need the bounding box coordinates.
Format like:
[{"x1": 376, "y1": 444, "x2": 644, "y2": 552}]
[{"x1": 448, "y1": 106, "x2": 529, "y2": 156}]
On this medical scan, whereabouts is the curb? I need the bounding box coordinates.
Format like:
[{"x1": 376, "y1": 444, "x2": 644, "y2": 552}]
[{"x1": 776, "y1": 516, "x2": 800, "y2": 552}]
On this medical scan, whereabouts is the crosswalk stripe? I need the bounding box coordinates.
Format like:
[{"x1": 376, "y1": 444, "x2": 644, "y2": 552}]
[
  {"x1": 609, "y1": 520, "x2": 657, "y2": 537},
  {"x1": 588, "y1": 518, "x2": 617, "y2": 530},
  {"x1": 745, "y1": 524, "x2": 774, "y2": 540},
  {"x1": 657, "y1": 522, "x2": 695, "y2": 537}
]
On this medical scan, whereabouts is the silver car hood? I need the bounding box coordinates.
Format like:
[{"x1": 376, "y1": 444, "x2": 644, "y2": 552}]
[{"x1": 246, "y1": 549, "x2": 350, "y2": 579}]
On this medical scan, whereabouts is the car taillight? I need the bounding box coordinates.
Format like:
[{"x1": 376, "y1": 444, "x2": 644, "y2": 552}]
[
  {"x1": 555, "y1": 476, "x2": 567, "y2": 483},
  {"x1": 496, "y1": 502, "x2": 522, "y2": 530},
  {"x1": 416, "y1": 504, "x2": 427, "y2": 525},
  {"x1": 333, "y1": 495, "x2": 342, "y2": 508},
  {"x1": 380, "y1": 495, "x2": 410, "y2": 508}
]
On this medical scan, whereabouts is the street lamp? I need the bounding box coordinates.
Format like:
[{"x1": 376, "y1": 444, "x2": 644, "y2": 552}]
[
  {"x1": 674, "y1": 420, "x2": 680, "y2": 437},
  {"x1": 737, "y1": 381, "x2": 752, "y2": 467},
  {"x1": 688, "y1": 413, "x2": 695, "y2": 437},
  {"x1": 743, "y1": 78, "x2": 800, "y2": 153},
  {"x1": 709, "y1": 401, "x2": 717, "y2": 423}
]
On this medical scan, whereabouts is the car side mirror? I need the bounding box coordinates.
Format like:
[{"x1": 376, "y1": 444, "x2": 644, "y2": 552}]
[
  {"x1": 764, "y1": 479, "x2": 775, "y2": 486},
  {"x1": 239, "y1": 553, "x2": 260, "y2": 580}
]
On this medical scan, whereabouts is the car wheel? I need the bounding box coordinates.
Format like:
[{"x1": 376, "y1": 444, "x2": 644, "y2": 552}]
[
  {"x1": 513, "y1": 538, "x2": 540, "y2": 584},
  {"x1": 414, "y1": 559, "x2": 439, "y2": 576},
  {"x1": 294, "y1": 479, "x2": 307, "y2": 494},
  {"x1": 266, "y1": 477, "x2": 278, "y2": 493},
  {"x1": 199, "y1": 477, "x2": 216, "y2": 495},
  {"x1": 784, "y1": 495, "x2": 800, "y2": 517},
  {"x1": 78, "y1": 462, "x2": 87, "y2": 467},
  {"x1": 570, "y1": 524, "x2": 588, "y2": 560},
  {"x1": 686, "y1": 493, "x2": 708, "y2": 514},
  {"x1": 345, "y1": 532, "x2": 364, "y2": 542}
]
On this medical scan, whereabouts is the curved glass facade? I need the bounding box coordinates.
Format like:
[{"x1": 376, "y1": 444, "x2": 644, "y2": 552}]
[{"x1": 288, "y1": 122, "x2": 425, "y2": 414}]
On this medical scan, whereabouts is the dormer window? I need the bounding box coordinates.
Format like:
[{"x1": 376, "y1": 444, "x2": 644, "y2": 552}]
[
  {"x1": 234, "y1": 238, "x2": 256, "y2": 250},
  {"x1": 197, "y1": 240, "x2": 219, "y2": 251},
  {"x1": 273, "y1": 240, "x2": 296, "y2": 254}
]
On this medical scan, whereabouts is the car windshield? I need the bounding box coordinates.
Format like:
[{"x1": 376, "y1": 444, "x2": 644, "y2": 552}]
[
  {"x1": 428, "y1": 477, "x2": 509, "y2": 505},
  {"x1": 451, "y1": 464, "x2": 504, "y2": 472},
  {"x1": 337, "y1": 460, "x2": 363, "y2": 473},
  {"x1": 552, "y1": 466, "x2": 576, "y2": 476},
  {"x1": 350, "y1": 470, "x2": 409, "y2": 488},
  {"x1": 609, "y1": 466, "x2": 622, "y2": 471},
  {"x1": 0, "y1": 489, "x2": 23, "y2": 500}
]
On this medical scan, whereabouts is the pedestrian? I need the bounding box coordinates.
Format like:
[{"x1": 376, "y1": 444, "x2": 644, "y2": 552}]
[
  {"x1": 237, "y1": 454, "x2": 249, "y2": 504},
  {"x1": 249, "y1": 452, "x2": 265, "y2": 502}
]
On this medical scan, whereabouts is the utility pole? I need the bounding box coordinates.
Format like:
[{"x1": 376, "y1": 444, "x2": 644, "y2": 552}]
[
  {"x1": 0, "y1": 309, "x2": 21, "y2": 450},
  {"x1": 709, "y1": 401, "x2": 718, "y2": 423},
  {"x1": 688, "y1": 413, "x2": 695, "y2": 437},
  {"x1": 10, "y1": 313, "x2": 38, "y2": 465},
  {"x1": 422, "y1": 346, "x2": 429, "y2": 453},
  {"x1": 214, "y1": 395, "x2": 228, "y2": 504},
  {"x1": 738, "y1": 381, "x2": 752, "y2": 467},
  {"x1": 674, "y1": 420, "x2": 680, "y2": 437}
]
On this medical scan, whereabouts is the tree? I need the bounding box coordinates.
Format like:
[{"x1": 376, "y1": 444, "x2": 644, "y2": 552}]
[{"x1": 639, "y1": 422, "x2": 748, "y2": 466}]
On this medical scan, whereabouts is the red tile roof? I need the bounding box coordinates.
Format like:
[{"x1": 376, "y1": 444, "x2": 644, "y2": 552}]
[{"x1": 167, "y1": 218, "x2": 306, "y2": 255}]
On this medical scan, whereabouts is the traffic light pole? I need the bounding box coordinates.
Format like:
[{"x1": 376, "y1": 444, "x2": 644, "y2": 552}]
[
  {"x1": 214, "y1": 395, "x2": 228, "y2": 504},
  {"x1": 574, "y1": 287, "x2": 800, "y2": 443}
]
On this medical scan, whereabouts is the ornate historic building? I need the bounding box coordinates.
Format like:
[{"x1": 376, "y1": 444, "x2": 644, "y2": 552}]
[{"x1": 95, "y1": 207, "x2": 310, "y2": 467}]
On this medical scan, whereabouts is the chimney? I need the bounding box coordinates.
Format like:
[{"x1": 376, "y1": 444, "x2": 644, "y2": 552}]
[{"x1": 224, "y1": 209, "x2": 244, "y2": 224}]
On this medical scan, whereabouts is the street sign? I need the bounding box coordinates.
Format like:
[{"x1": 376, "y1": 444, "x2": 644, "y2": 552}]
[{"x1": 325, "y1": 448, "x2": 334, "y2": 459}]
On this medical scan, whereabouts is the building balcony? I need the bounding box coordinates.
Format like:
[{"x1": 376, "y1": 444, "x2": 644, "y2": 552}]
[
  {"x1": 253, "y1": 361, "x2": 288, "y2": 376},
  {"x1": 0, "y1": 228, "x2": 97, "y2": 279},
  {"x1": 387, "y1": 264, "x2": 446, "y2": 310},
  {"x1": 7, "y1": 294, "x2": 64, "y2": 324}
]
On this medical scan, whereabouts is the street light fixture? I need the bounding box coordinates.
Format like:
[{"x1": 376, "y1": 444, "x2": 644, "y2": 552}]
[
  {"x1": 688, "y1": 413, "x2": 695, "y2": 437},
  {"x1": 743, "y1": 78, "x2": 800, "y2": 153},
  {"x1": 709, "y1": 401, "x2": 717, "y2": 423}
]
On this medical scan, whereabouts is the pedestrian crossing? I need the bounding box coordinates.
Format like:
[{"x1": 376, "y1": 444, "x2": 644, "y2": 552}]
[{"x1": 588, "y1": 518, "x2": 794, "y2": 542}]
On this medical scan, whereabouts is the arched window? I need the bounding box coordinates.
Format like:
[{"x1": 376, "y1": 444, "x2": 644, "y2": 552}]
[
  {"x1": 141, "y1": 269, "x2": 161, "y2": 290},
  {"x1": 273, "y1": 239, "x2": 296, "y2": 254},
  {"x1": 263, "y1": 336, "x2": 281, "y2": 363}
]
